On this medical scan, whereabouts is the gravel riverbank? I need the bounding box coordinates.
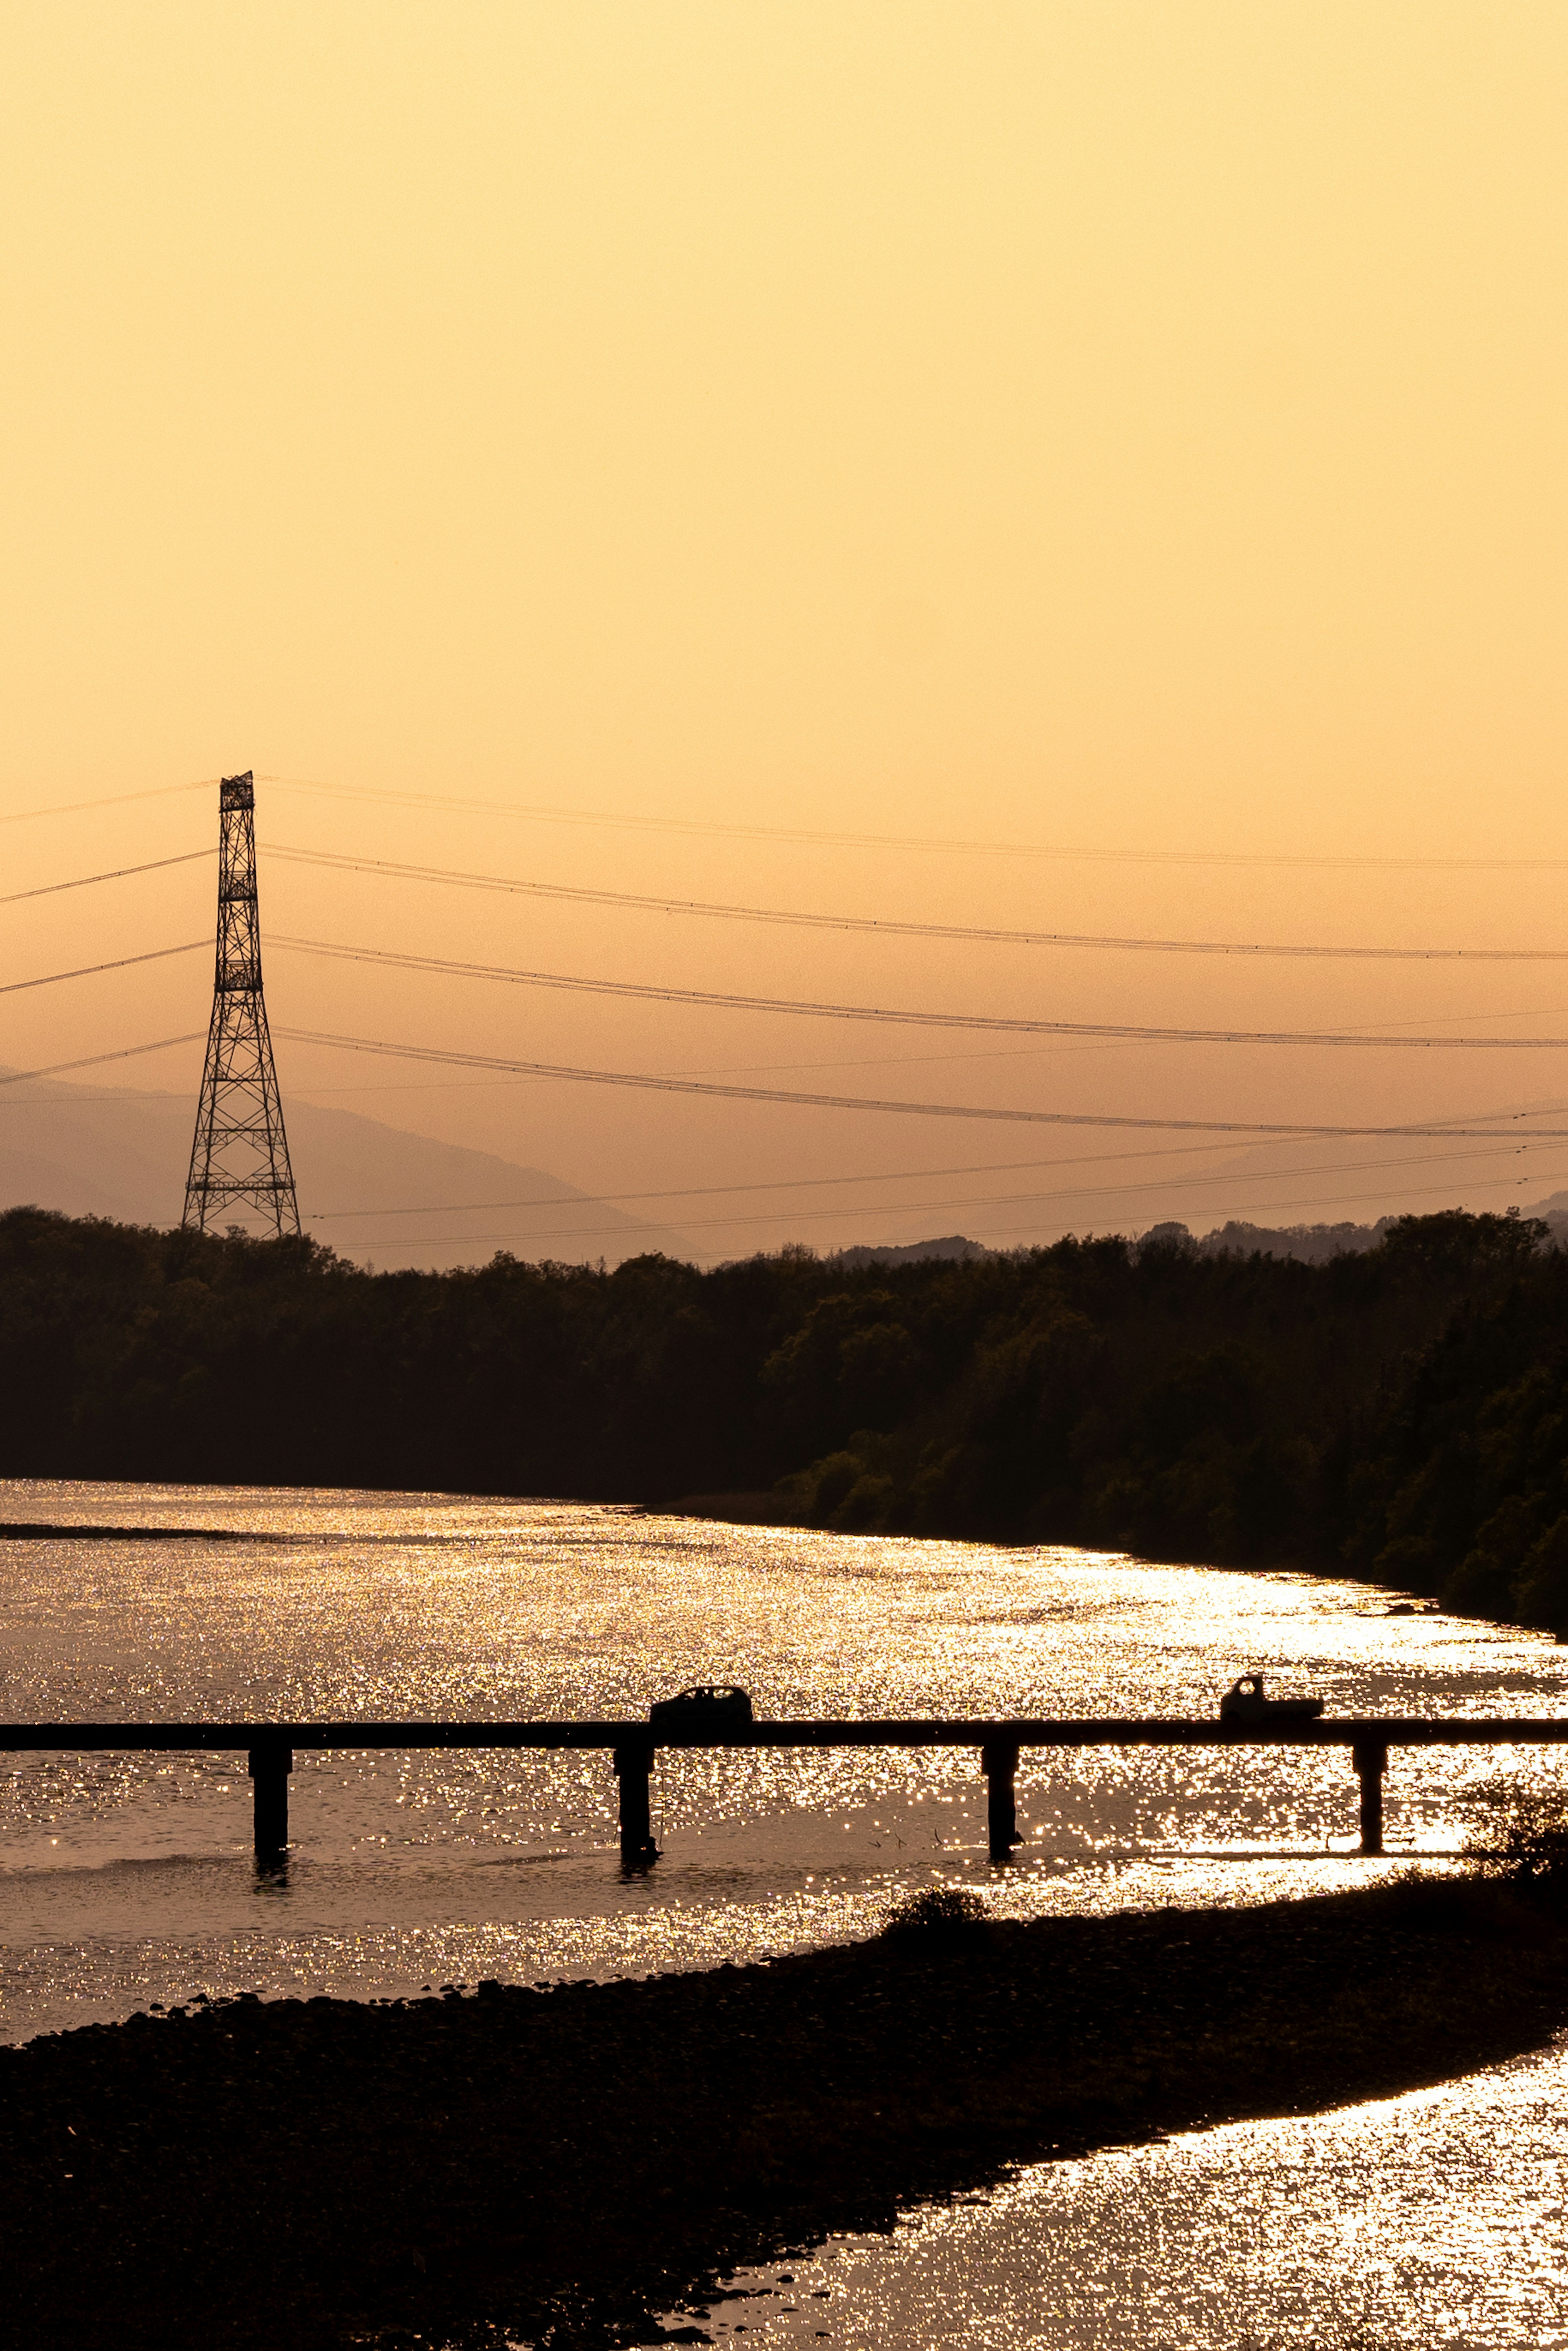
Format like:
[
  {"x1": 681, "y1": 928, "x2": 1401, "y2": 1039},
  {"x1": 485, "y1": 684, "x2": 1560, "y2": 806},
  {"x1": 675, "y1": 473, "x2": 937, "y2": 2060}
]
[{"x1": 1, "y1": 1877, "x2": 1561, "y2": 2351}]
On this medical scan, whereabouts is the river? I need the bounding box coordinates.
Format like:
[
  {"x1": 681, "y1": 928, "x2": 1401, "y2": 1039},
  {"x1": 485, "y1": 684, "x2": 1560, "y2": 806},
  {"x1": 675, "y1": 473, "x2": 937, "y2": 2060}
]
[{"x1": 1, "y1": 1478, "x2": 1564, "y2": 2346}]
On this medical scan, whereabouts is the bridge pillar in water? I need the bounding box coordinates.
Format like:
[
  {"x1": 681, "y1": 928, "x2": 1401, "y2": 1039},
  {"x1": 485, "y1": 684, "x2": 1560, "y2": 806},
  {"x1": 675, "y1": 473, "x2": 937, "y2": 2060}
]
[
  {"x1": 248, "y1": 1740, "x2": 292, "y2": 1866},
  {"x1": 614, "y1": 1739, "x2": 659, "y2": 1870},
  {"x1": 1353, "y1": 1739, "x2": 1387, "y2": 1856},
  {"x1": 982, "y1": 1738, "x2": 1023, "y2": 1864}
]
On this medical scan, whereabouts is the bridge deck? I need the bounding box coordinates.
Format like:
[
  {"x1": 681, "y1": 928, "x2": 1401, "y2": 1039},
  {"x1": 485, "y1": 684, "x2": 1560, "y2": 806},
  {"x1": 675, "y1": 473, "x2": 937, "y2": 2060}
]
[
  {"x1": 4, "y1": 1717, "x2": 1562, "y2": 1868},
  {"x1": 3, "y1": 1715, "x2": 1568, "y2": 1750}
]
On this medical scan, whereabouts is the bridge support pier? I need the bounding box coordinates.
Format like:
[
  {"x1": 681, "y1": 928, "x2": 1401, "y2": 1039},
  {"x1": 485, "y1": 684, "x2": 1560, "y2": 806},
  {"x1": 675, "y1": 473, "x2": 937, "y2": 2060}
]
[
  {"x1": 982, "y1": 1738, "x2": 1023, "y2": 1863},
  {"x1": 614, "y1": 1739, "x2": 659, "y2": 1871},
  {"x1": 1353, "y1": 1739, "x2": 1387, "y2": 1856},
  {"x1": 248, "y1": 1740, "x2": 292, "y2": 1867}
]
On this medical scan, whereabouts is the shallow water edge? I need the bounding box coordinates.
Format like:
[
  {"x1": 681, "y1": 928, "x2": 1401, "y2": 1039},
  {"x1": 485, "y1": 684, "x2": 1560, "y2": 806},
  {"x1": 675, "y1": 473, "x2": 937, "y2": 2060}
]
[{"x1": 3, "y1": 1877, "x2": 1563, "y2": 2351}]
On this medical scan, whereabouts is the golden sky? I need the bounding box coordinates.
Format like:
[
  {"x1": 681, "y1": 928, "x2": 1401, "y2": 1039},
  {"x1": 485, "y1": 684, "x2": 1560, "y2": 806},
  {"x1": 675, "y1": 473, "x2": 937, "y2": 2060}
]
[{"x1": 2, "y1": 4, "x2": 1567, "y2": 1256}]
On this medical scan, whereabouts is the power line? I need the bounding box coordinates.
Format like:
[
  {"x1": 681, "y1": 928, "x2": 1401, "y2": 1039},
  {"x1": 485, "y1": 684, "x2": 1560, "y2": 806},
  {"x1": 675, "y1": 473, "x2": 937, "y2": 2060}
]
[
  {"x1": 0, "y1": 850, "x2": 212, "y2": 905},
  {"x1": 262, "y1": 775, "x2": 1568, "y2": 876},
  {"x1": 0, "y1": 780, "x2": 213, "y2": 826},
  {"x1": 0, "y1": 942, "x2": 207, "y2": 995},
  {"x1": 0, "y1": 1035, "x2": 205, "y2": 1087},
  {"x1": 267, "y1": 845, "x2": 1568, "y2": 965},
  {"x1": 282, "y1": 1032, "x2": 1568, "y2": 1092},
  {"x1": 306, "y1": 1136, "x2": 1283, "y2": 1222},
  {"x1": 967, "y1": 1173, "x2": 1566, "y2": 1245},
  {"x1": 308, "y1": 1139, "x2": 1553, "y2": 1237},
  {"x1": 6, "y1": 768, "x2": 1556, "y2": 879},
  {"x1": 276, "y1": 1026, "x2": 1568, "y2": 1139},
  {"x1": 7, "y1": 911, "x2": 1566, "y2": 1056},
  {"x1": 273, "y1": 932, "x2": 1568, "y2": 1048},
  {"x1": 332, "y1": 1169, "x2": 1566, "y2": 1253}
]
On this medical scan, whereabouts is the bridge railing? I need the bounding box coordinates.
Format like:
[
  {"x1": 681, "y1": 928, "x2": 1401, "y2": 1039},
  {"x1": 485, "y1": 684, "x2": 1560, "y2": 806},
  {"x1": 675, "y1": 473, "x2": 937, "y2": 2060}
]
[{"x1": 6, "y1": 1716, "x2": 1568, "y2": 1868}]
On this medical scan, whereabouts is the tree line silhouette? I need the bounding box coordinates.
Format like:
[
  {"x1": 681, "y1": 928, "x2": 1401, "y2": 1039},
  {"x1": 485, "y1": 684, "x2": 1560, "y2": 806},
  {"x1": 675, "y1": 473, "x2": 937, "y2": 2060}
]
[{"x1": 4, "y1": 1203, "x2": 1568, "y2": 1633}]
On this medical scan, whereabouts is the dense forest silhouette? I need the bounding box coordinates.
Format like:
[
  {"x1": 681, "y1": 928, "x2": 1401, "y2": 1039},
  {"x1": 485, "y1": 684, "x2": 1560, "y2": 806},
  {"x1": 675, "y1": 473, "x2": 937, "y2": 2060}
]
[{"x1": 4, "y1": 1204, "x2": 1568, "y2": 1634}]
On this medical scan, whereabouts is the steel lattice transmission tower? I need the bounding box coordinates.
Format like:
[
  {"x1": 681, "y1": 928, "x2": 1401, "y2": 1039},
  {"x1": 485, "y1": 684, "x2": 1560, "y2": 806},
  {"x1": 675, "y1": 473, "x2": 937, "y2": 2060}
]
[{"x1": 182, "y1": 771, "x2": 301, "y2": 1237}]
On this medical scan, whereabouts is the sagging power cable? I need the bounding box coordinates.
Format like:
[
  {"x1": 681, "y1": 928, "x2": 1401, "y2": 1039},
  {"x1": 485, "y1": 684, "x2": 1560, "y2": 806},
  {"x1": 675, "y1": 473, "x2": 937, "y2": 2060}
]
[
  {"x1": 274, "y1": 932, "x2": 1568, "y2": 1046},
  {"x1": 948, "y1": 1169, "x2": 1565, "y2": 1246},
  {"x1": 0, "y1": 942, "x2": 207, "y2": 995},
  {"x1": 0, "y1": 780, "x2": 213, "y2": 826},
  {"x1": 262, "y1": 775, "x2": 1568, "y2": 875},
  {"x1": 0, "y1": 850, "x2": 212, "y2": 905},
  {"x1": 355, "y1": 1163, "x2": 1566, "y2": 1251},
  {"x1": 267, "y1": 846, "x2": 1568, "y2": 964},
  {"x1": 304, "y1": 1136, "x2": 1302, "y2": 1220},
  {"x1": 276, "y1": 1026, "x2": 1568, "y2": 1139},
  {"x1": 305, "y1": 1138, "x2": 1555, "y2": 1229},
  {"x1": 0, "y1": 1034, "x2": 205, "y2": 1086}
]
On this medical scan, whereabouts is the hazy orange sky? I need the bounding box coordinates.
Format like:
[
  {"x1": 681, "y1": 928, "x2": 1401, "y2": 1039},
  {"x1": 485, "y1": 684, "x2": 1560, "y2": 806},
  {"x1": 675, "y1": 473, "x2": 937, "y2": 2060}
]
[{"x1": 3, "y1": 4, "x2": 1567, "y2": 1259}]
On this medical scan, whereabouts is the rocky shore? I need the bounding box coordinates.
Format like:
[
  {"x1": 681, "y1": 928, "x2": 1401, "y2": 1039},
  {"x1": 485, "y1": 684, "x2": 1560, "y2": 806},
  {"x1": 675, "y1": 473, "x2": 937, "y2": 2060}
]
[{"x1": 2, "y1": 1876, "x2": 1563, "y2": 2351}]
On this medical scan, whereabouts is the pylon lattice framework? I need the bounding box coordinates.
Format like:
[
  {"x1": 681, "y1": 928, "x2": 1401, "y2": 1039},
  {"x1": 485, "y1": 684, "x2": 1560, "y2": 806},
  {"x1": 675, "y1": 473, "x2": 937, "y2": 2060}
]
[{"x1": 182, "y1": 770, "x2": 301, "y2": 1236}]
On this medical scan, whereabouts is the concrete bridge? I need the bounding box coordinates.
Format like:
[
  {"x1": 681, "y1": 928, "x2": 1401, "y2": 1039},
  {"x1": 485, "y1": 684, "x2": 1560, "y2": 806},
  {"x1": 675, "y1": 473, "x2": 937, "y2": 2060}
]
[{"x1": 6, "y1": 1714, "x2": 1568, "y2": 1868}]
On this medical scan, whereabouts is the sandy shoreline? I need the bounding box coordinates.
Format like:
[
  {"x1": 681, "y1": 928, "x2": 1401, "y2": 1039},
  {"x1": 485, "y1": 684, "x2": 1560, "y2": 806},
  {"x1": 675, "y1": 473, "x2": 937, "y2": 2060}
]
[{"x1": 1, "y1": 1877, "x2": 1562, "y2": 2351}]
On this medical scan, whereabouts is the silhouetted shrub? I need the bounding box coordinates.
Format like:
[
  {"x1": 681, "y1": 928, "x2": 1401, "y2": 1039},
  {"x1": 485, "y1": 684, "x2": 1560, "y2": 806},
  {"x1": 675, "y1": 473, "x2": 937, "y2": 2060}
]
[
  {"x1": 880, "y1": 1887, "x2": 990, "y2": 1941},
  {"x1": 1467, "y1": 1790, "x2": 1568, "y2": 1904}
]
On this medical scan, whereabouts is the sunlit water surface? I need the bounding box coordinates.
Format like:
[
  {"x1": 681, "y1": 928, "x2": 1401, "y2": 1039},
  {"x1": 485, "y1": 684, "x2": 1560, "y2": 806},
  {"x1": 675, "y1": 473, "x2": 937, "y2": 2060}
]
[{"x1": 1, "y1": 1479, "x2": 1564, "y2": 2347}]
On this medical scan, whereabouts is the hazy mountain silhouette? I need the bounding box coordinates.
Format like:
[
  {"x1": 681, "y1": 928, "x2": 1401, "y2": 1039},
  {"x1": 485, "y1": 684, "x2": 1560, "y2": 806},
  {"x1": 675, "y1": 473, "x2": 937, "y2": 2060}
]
[
  {"x1": 1042, "y1": 1117, "x2": 1559, "y2": 1251},
  {"x1": 0, "y1": 1070, "x2": 690, "y2": 1269},
  {"x1": 1140, "y1": 1218, "x2": 1393, "y2": 1265},
  {"x1": 1519, "y1": 1192, "x2": 1568, "y2": 1250},
  {"x1": 827, "y1": 1235, "x2": 991, "y2": 1269}
]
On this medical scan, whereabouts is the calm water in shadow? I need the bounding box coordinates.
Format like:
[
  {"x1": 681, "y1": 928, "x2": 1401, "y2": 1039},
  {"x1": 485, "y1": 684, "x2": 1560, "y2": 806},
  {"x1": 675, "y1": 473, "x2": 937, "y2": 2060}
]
[{"x1": 2, "y1": 1477, "x2": 1564, "y2": 2346}]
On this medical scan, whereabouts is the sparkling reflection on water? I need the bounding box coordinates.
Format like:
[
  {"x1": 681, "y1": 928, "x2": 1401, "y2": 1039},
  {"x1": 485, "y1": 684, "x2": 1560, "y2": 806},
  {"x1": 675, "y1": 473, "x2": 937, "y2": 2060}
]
[
  {"x1": 1, "y1": 1478, "x2": 1565, "y2": 2347},
  {"x1": 704, "y1": 2050, "x2": 1568, "y2": 2349}
]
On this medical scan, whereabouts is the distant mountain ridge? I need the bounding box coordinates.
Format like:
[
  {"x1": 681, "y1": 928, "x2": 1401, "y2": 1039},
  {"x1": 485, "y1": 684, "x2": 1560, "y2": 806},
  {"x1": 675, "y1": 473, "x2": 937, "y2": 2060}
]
[
  {"x1": 829, "y1": 1222, "x2": 1419, "y2": 1271},
  {"x1": 1145, "y1": 1209, "x2": 1568, "y2": 1265},
  {"x1": 1140, "y1": 1218, "x2": 1396, "y2": 1264},
  {"x1": 0, "y1": 1069, "x2": 689, "y2": 1270},
  {"x1": 1520, "y1": 1190, "x2": 1568, "y2": 1244},
  {"x1": 826, "y1": 1234, "x2": 991, "y2": 1269}
]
